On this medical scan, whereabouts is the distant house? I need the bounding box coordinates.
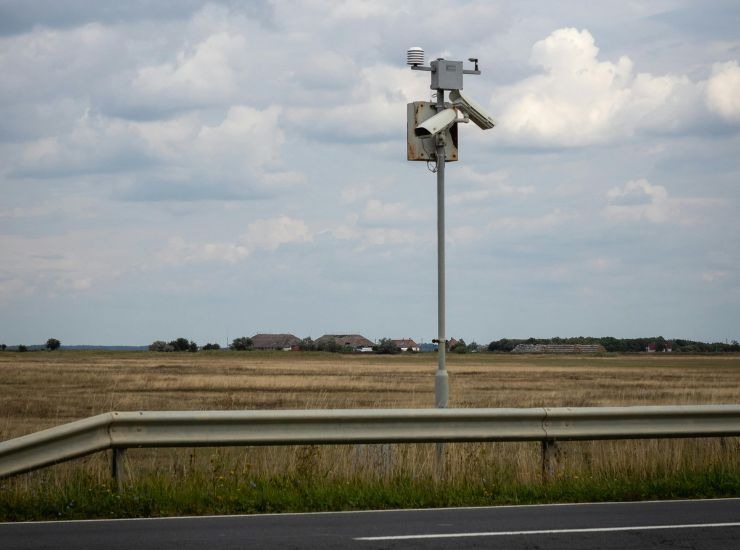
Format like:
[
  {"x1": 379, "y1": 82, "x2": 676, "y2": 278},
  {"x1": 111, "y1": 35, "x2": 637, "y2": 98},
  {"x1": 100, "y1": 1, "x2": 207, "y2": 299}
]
[
  {"x1": 513, "y1": 344, "x2": 606, "y2": 354},
  {"x1": 316, "y1": 334, "x2": 374, "y2": 351},
  {"x1": 391, "y1": 339, "x2": 419, "y2": 352},
  {"x1": 646, "y1": 341, "x2": 673, "y2": 353},
  {"x1": 251, "y1": 333, "x2": 302, "y2": 351}
]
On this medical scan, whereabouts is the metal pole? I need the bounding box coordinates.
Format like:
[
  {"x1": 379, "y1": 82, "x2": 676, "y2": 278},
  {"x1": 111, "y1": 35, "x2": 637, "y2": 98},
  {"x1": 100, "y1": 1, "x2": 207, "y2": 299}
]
[{"x1": 434, "y1": 89, "x2": 449, "y2": 410}]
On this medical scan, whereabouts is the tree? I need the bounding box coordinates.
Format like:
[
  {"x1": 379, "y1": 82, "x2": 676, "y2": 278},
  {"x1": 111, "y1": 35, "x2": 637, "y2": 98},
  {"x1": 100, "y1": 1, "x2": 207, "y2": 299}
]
[
  {"x1": 169, "y1": 337, "x2": 191, "y2": 352},
  {"x1": 202, "y1": 343, "x2": 221, "y2": 351},
  {"x1": 17, "y1": 345, "x2": 27, "y2": 352},
  {"x1": 230, "y1": 337, "x2": 253, "y2": 351},
  {"x1": 374, "y1": 338, "x2": 400, "y2": 355},
  {"x1": 488, "y1": 339, "x2": 516, "y2": 352},
  {"x1": 45, "y1": 338, "x2": 61, "y2": 351},
  {"x1": 149, "y1": 340, "x2": 168, "y2": 352},
  {"x1": 299, "y1": 337, "x2": 317, "y2": 351},
  {"x1": 452, "y1": 338, "x2": 468, "y2": 354},
  {"x1": 1, "y1": 344, "x2": 7, "y2": 351}
]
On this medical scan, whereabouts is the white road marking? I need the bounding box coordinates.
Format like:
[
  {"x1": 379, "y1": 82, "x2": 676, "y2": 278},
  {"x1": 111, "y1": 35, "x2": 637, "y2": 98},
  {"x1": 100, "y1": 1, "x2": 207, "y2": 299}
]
[
  {"x1": 3, "y1": 497, "x2": 739, "y2": 526},
  {"x1": 355, "y1": 522, "x2": 740, "y2": 541}
]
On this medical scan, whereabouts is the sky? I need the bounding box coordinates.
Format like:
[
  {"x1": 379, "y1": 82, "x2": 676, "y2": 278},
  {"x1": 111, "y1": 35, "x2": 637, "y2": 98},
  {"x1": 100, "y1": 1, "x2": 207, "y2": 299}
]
[{"x1": 1, "y1": 0, "x2": 739, "y2": 347}]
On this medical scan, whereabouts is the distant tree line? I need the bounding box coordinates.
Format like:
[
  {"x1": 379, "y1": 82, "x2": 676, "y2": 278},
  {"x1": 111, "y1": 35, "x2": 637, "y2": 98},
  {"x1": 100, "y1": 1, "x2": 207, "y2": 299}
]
[
  {"x1": 0, "y1": 339, "x2": 61, "y2": 352},
  {"x1": 2, "y1": 335, "x2": 738, "y2": 354},
  {"x1": 296, "y1": 337, "x2": 352, "y2": 353},
  {"x1": 148, "y1": 338, "x2": 199, "y2": 352},
  {"x1": 487, "y1": 336, "x2": 740, "y2": 353},
  {"x1": 448, "y1": 339, "x2": 482, "y2": 354},
  {"x1": 149, "y1": 336, "x2": 251, "y2": 352}
]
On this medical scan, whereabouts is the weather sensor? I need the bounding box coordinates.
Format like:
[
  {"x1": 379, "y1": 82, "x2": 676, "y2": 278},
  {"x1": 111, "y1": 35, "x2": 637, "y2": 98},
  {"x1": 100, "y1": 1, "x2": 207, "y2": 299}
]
[{"x1": 407, "y1": 47, "x2": 424, "y2": 66}]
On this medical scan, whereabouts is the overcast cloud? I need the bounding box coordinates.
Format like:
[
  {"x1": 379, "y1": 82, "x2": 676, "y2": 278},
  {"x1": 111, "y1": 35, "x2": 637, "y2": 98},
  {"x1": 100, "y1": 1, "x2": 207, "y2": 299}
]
[{"x1": 1, "y1": 0, "x2": 738, "y2": 346}]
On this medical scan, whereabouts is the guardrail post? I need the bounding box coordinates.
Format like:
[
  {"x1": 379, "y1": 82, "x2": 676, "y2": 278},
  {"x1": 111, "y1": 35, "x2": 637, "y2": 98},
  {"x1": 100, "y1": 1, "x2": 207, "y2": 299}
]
[
  {"x1": 435, "y1": 442, "x2": 445, "y2": 481},
  {"x1": 111, "y1": 447, "x2": 126, "y2": 490},
  {"x1": 541, "y1": 439, "x2": 559, "y2": 483}
]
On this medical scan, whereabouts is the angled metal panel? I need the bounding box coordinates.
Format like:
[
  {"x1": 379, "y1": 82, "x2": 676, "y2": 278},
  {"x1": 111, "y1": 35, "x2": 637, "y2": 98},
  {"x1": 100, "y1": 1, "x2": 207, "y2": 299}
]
[{"x1": 0, "y1": 413, "x2": 113, "y2": 478}]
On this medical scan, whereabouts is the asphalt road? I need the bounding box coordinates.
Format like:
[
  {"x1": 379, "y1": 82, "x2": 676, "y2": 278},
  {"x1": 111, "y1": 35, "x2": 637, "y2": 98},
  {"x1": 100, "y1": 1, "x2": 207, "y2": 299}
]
[{"x1": 1, "y1": 498, "x2": 738, "y2": 549}]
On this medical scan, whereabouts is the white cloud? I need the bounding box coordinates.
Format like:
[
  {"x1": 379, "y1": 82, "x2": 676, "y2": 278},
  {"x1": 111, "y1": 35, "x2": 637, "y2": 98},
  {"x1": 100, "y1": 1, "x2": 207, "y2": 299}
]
[
  {"x1": 363, "y1": 199, "x2": 406, "y2": 221},
  {"x1": 195, "y1": 105, "x2": 284, "y2": 170},
  {"x1": 330, "y1": 0, "x2": 401, "y2": 19},
  {"x1": 605, "y1": 179, "x2": 678, "y2": 224},
  {"x1": 362, "y1": 198, "x2": 426, "y2": 223},
  {"x1": 160, "y1": 237, "x2": 250, "y2": 265},
  {"x1": 159, "y1": 216, "x2": 313, "y2": 266},
  {"x1": 448, "y1": 225, "x2": 483, "y2": 244},
  {"x1": 449, "y1": 167, "x2": 534, "y2": 205},
  {"x1": 705, "y1": 61, "x2": 740, "y2": 122},
  {"x1": 331, "y1": 215, "x2": 362, "y2": 241},
  {"x1": 132, "y1": 31, "x2": 246, "y2": 107},
  {"x1": 491, "y1": 28, "x2": 701, "y2": 146},
  {"x1": 363, "y1": 227, "x2": 420, "y2": 247},
  {"x1": 14, "y1": 110, "x2": 152, "y2": 177},
  {"x1": 201, "y1": 243, "x2": 250, "y2": 263},
  {"x1": 341, "y1": 183, "x2": 377, "y2": 204},
  {"x1": 326, "y1": 211, "x2": 427, "y2": 251},
  {"x1": 0, "y1": 23, "x2": 120, "y2": 104},
  {"x1": 487, "y1": 209, "x2": 571, "y2": 233},
  {"x1": 284, "y1": 64, "x2": 428, "y2": 141},
  {"x1": 242, "y1": 216, "x2": 313, "y2": 251},
  {"x1": 702, "y1": 270, "x2": 729, "y2": 283},
  {"x1": 0, "y1": 275, "x2": 32, "y2": 303},
  {"x1": 0, "y1": 229, "x2": 137, "y2": 301},
  {"x1": 10, "y1": 102, "x2": 301, "y2": 201}
]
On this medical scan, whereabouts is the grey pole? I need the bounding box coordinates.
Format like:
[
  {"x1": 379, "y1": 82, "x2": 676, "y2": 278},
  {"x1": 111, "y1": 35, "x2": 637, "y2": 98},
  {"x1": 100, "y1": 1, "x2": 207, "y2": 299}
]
[
  {"x1": 434, "y1": 90, "x2": 449, "y2": 409},
  {"x1": 407, "y1": 51, "x2": 493, "y2": 472}
]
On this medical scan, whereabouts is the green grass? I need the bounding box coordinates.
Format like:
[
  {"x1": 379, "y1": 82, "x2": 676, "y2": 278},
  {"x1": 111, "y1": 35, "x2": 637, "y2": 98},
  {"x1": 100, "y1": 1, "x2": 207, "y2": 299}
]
[
  {"x1": 2, "y1": 468, "x2": 738, "y2": 522},
  {"x1": 2, "y1": 441, "x2": 738, "y2": 521}
]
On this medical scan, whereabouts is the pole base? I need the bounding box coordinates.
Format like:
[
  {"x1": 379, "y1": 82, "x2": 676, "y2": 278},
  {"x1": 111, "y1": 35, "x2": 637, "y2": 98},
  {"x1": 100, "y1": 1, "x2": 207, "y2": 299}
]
[{"x1": 435, "y1": 369, "x2": 449, "y2": 408}]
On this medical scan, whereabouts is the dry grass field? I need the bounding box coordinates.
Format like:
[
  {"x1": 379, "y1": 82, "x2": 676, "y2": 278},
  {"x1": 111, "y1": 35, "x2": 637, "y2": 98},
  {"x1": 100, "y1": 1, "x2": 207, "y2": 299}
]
[
  {"x1": 1, "y1": 351, "x2": 738, "y2": 518},
  {"x1": 1, "y1": 350, "x2": 739, "y2": 440}
]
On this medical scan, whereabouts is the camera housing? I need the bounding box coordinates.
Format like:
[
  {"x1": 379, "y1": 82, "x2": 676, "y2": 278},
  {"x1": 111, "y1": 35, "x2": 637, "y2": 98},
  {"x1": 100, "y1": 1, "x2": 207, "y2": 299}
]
[
  {"x1": 449, "y1": 89, "x2": 495, "y2": 130},
  {"x1": 414, "y1": 107, "x2": 458, "y2": 137}
]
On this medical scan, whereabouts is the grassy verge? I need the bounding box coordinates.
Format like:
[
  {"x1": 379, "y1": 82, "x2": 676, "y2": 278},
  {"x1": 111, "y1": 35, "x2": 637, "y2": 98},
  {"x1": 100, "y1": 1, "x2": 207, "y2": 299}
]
[
  {"x1": 2, "y1": 440, "x2": 738, "y2": 521},
  {"x1": 2, "y1": 468, "x2": 738, "y2": 521}
]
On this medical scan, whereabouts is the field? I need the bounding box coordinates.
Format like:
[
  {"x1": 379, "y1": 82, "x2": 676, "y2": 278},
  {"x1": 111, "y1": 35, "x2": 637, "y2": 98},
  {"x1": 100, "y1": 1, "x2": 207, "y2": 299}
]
[{"x1": 1, "y1": 351, "x2": 739, "y2": 519}]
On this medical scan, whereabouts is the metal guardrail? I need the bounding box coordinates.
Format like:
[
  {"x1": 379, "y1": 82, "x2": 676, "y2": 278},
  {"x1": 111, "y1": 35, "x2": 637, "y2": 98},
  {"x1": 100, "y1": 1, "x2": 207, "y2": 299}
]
[{"x1": 1, "y1": 405, "x2": 739, "y2": 481}]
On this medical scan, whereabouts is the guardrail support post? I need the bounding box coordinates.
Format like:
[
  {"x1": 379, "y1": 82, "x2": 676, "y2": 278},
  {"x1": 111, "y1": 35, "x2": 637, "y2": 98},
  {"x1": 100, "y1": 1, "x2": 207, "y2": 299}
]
[
  {"x1": 434, "y1": 442, "x2": 445, "y2": 481},
  {"x1": 111, "y1": 447, "x2": 126, "y2": 490},
  {"x1": 541, "y1": 439, "x2": 559, "y2": 483}
]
